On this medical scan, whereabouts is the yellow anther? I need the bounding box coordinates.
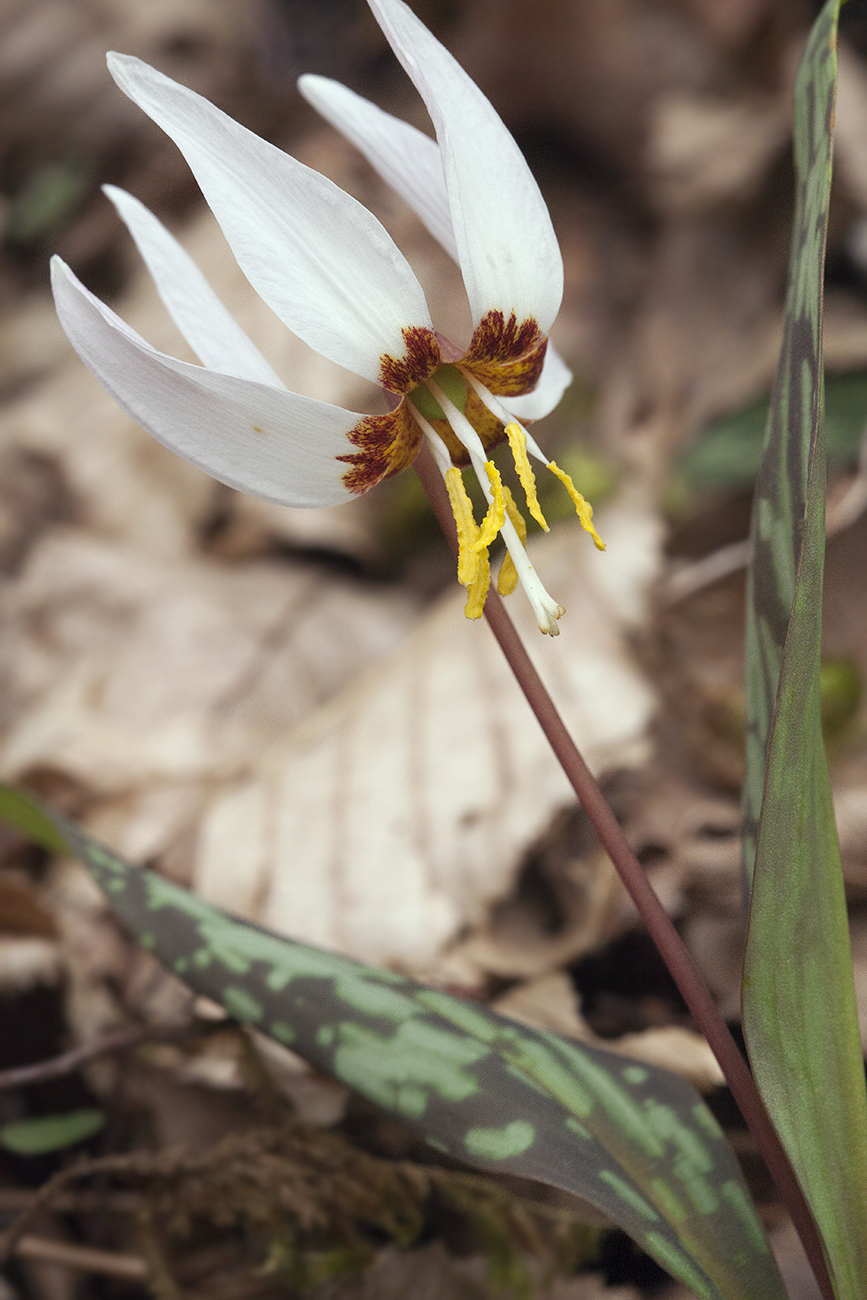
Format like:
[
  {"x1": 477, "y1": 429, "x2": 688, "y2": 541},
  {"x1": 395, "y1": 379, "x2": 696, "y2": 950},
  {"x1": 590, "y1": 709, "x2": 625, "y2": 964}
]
[
  {"x1": 547, "y1": 461, "x2": 606, "y2": 551},
  {"x1": 502, "y1": 484, "x2": 528, "y2": 543},
  {"x1": 497, "y1": 485, "x2": 527, "y2": 596},
  {"x1": 445, "y1": 466, "x2": 482, "y2": 585},
  {"x1": 464, "y1": 548, "x2": 492, "y2": 619},
  {"x1": 473, "y1": 460, "x2": 506, "y2": 551},
  {"x1": 505, "y1": 422, "x2": 549, "y2": 532},
  {"x1": 497, "y1": 552, "x2": 517, "y2": 596}
]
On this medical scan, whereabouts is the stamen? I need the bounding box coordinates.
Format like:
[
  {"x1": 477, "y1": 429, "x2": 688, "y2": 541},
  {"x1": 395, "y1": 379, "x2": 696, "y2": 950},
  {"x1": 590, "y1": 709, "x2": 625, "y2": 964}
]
[
  {"x1": 505, "y1": 422, "x2": 549, "y2": 532},
  {"x1": 415, "y1": 419, "x2": 452, "y2": 478},
  {"x1": 496, "y1": 508, "x2": 564, "y2": 634},
  {"x1": 427, "y1": 377, "x2": 491, "y2": 467},
  {"x1": 465, "y1": 548, "x2": 491, "y2": 620},
  {"x1": 502, "y1": 483, "x2": 528, "y2": 542},
  {"x1": 548, "y1": 461, "x2": 606, "y2": 551},
  {"x1": 497, "y1": 485, "x2": 527, "y2": 596},
  {"x1": 497, "y1": 556, "x2": 517, "y2": 595},
  {"x1": 410, "y1": 401, "x2": 494, "y2": 618},
  {"x1": 474, "y1": 461, "x2": 506, "y2": 551},
  {"x1": 498, "y1": 553, "x2": 517, "y2": 596},
  {"x1": 444, "y1": 466, "x2": 482, "y2": 586},
  {"x1": 426, "y1": 377, "x2": 562, "y2": 632}
]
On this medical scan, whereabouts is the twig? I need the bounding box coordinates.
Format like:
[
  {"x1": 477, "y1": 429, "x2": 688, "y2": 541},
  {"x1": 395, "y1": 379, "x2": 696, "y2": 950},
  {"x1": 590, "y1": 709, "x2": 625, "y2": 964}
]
[
  {"x1": 0, "y1": 1153, "x2": 147, "y2": 1265},
  {"x1": 661, "y1": 537, "x2": 750, "y2": 604},
  {"x1": 0, "y1": 1018, "x2": 228, "y2": 1091},
  {"x1": 0, "y1": 1187, "x2": 141, "y2": 1214},
  {"x1": 14, "y1": 1234, "x2": 147, "y2": 1281},
  {"x1": 414, "y1": 444, "x2": 834, "y2": 1300}
]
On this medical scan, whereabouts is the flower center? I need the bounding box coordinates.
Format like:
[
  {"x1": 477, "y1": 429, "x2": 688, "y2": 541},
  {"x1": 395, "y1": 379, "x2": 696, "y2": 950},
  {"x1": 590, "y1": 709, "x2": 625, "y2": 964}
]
[
  {"x1": 410, "y1": 363, "x2": 501, "y2": 465},
  {"x1": 409, "y1": 371, "x2": 605, "y2": 636}
]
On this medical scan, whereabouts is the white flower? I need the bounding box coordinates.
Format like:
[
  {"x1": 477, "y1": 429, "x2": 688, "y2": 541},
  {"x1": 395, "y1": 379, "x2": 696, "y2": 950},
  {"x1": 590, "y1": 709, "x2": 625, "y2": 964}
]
[{"x1": 51, "y1": 0, "x2": 603, "y2": 634}]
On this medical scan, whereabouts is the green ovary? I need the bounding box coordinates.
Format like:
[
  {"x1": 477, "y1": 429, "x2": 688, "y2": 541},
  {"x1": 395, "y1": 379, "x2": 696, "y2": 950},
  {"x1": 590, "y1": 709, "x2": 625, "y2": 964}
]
[{"x1": 411, "y1": 364, "x2": 467, "y2": 420}]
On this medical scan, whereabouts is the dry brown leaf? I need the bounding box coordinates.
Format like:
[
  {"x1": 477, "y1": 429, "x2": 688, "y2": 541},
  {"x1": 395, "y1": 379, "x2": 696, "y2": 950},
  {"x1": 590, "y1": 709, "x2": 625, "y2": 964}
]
[
  {"x1": 0, "y1": 531, "x2": 419, "y2": 817},
  {"x1": 0, "y1": 340, "x2": 216, "y2": 562},
  {"x1": 189, "y1": 498, "x2": 659, "y2": 974},
  {"x1": 680, "y1": 911, "x2": 746, "y2": 1022},
  {"x1": 455, "y1": 0, "x2": 807, "y2": 185},
  {"x1": 251, "y1": 1032, "x2": 350, "y2": 1127},
  {"x1": 0, "y1": 0, "x2": 271, "y2": 151},
  {"x1": 613, "y1": 1025, "x2": 724, "y2": 1092},
  {"x1": 765, "y1": 1221, "x2": 826, "y2": 1300},
  {"x1": 0, "y1": 936, "x2": 60, "y2": 992},
  {"x1": 648, "y1": 92, "x2": 790, "y2": 215},
  {"x1": 493, "y1": 972, "x2": 595, "y2": 1040},
  {"x1": 0, "y1": 872, "x2": 60, "y2": 991},
  {"x1": 0, "y1": 0, "x2": 304, "y2": 289},
  {"x1": 42, "y1": 857, "x2": 136, "y2": 1058},
  {"x1": 445, "y1": 841, "x2": 623, "y2": 984},
  {"x1": 848, "y1": 915, "x2": 867, "y2": 1052},
  {"x1": 832, "y1": 43, "x2": 867, "y2": 218},
  {"x1": 833, "y1": 783, "x2": 867, "y2": 901}
]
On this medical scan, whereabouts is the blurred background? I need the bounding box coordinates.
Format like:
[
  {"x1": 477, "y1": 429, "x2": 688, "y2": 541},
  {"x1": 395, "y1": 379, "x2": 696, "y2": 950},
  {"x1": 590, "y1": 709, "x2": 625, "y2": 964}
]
[{"x1": 2, "y1": 2, "x2": 867, "y2": 1298}]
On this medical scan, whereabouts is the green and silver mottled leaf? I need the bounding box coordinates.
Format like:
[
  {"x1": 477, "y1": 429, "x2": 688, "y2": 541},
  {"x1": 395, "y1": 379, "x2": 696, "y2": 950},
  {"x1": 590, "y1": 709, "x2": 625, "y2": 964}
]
[
  {"x1": 0, "y1": 785, "x2": 784, "y2": 1300},
  {"x1": 742, "y1": 0, "x2": 842, "y2": 890},
  {"x1": 742, "y1": 2, "x2": 867, "y2": 1296}
]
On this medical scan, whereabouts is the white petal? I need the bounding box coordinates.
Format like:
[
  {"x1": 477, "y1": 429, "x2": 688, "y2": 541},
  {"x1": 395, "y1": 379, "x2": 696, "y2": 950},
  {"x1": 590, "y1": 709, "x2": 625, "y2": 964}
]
[
  {"x1": 104, "y1": 186, "x2": 285, "y2": 388},
  {"x1": 367, "y1": 0, "x2": 563, "y2": 332},
  {"x1": 298, "y1": 75, "x2": 458, "y2": 262},
  {"x1": 507, "y1": 343, "x2": 572, "y2": 421},
  {"x1": 107, "y1": 53, "x2": 434, "y2": 385},
  {"x1": 51, "y1": 257, "x2": 359, "y2": 508}
]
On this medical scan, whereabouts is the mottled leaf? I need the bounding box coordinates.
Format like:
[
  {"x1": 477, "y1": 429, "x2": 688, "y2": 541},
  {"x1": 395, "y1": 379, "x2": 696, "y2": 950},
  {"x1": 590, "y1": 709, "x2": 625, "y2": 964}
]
[
  {"x1": 0, "y1": 533, "x2": 418, "y2": 798},
  {"x1": 0, "y1": 784, "x2": 785, "y2": 1300},
  {"x1": 742, "y1": 0, "x2": 843, "y2": 888},
  {"x1": 742, "y1": 3, "x2": 867, "y2": 1296}
]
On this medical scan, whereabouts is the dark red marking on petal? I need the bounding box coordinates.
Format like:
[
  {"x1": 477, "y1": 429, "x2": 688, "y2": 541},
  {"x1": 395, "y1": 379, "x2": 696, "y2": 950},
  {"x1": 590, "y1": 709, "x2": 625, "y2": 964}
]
[
  {"x1": 462, "y1": 310, "x2": 547, "y2": 397},
  {"x1": 339, "y1": 399, "x2": 423, "y2": 495},
  {"x1": 379, "y1": 325, "x2": 442, "y2": 395}
]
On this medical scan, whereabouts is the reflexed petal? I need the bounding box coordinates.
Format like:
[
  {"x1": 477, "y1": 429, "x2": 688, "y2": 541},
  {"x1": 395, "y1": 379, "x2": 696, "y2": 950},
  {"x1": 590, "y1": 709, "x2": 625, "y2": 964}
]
[
  {"x1": 104, "y1": 185, "x2": 285, "y2": 388},
  {"x1": 507, "y1": 344, "x2": 572, "y2": 421},
  {"x1": 107, "y1": 53, "x2": 434, "y2": 386},
  {"x1": 51, "y1": 257, "x2": 358, "y2": 507},
  {"x1": 298, "y1": 75, "x2": 458, "y2": 262},
  {"x1": 367, "y1": 0, "x2": 563, "y2": 332}
]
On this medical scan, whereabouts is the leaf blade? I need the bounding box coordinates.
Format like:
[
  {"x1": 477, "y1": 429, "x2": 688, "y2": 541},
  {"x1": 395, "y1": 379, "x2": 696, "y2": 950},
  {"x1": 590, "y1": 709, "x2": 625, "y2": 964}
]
[
  {"x1": 742, "y1": 0, "x2": 841, "y2": 889},
  {"x1": 0, "y1": 785, "x2": 786, "y2": 1300},
  {"x1": 742, "y1": 3, "x2": 867, "y2": 1294}
]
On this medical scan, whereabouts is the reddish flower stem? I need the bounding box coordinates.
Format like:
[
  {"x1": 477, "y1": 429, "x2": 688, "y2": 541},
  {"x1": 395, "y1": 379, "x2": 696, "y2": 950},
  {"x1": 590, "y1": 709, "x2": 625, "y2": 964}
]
[{"x1": 415, "y1": 445, "x2": 833, "y2": 1300}]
